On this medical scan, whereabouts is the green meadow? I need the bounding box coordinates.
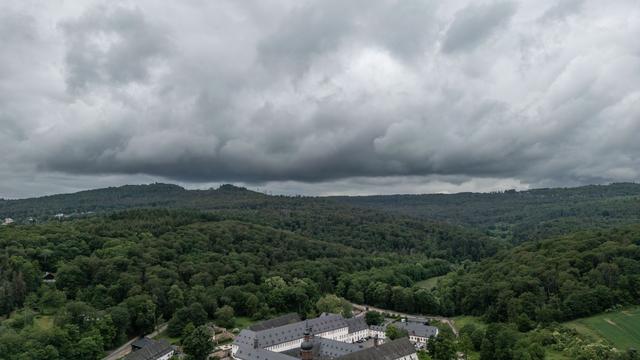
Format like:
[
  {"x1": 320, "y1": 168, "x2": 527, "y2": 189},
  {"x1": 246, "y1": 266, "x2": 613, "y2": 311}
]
[
  {"x1": 564, "y1": 307, "x2": 640, "y2": 350},
  {"x1": 415, "y1": 275, "x2": 446, "y2": 290}
]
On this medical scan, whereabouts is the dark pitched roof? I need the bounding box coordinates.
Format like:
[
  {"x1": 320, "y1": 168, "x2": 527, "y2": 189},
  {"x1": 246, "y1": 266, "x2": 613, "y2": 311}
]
[
  {"x1": 250, "y1": 313, "x2": 301, "y2": 331},
  {"x1": 124, "y1": 339, "x2": 174, "y2": 360},
  {"x1": 131, "y1": 337, "x2": 155, "y2": 350},
  {"x1": 237, "y1": 313, "x2": 348, "y2": 348},
  {"x1": 344, "y1": 317, "x2": 368, "y2": 333},
  {"x1": 281, "y1": 336, "x2": 364, "y2": 359},
  {"x1": 314, "y1": 337, "x2": 363, "y2": 358},
  {"x1": 337, "y1": 338, "x2": 416, "y2": 360},
  {"x1": 370, "y1": 325, "x2": 386, "y2": 332},
  {"x1": 234, "y1": 329, "x2": 258, "y2": 349},
  {"x1": 394, "y1": 321, "x2": 439, "y2": 339},
  {"x1": 234, "y1": 346, "x2": 297, "y2": 360}
]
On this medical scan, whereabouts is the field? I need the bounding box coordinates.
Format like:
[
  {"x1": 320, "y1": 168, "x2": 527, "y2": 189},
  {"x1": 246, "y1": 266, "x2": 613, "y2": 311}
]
[
  {"x1": 452, "y1": 315, "x2": 486, "y2": 331},
  {"x1": 415, "y1": 275, "x2": 446, "y2": 290},
  {"x1": 234, "y1": 316, "x2": 257, "y2": 329},
  {"x1": 564, "y1": 307, "x2": 640, "y2": 350},
  {"x1": 545, "y1": 349, "x2": 570, "y2": 360},
  {"x1": 156, "y1": 330, "x2": 181, "y2": 345},
  {"x1": 33, "y1": 315, "x2": 54, "y2": 330}
]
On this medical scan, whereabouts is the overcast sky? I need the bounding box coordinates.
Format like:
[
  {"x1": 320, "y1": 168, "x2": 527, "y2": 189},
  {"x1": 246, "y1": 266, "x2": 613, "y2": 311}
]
[{"x1": 1, "y1": 0, "x2": 640, "y2": 198}]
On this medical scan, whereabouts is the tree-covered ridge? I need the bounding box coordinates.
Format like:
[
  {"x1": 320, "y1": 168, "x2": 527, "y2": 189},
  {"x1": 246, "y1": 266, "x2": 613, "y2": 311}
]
[
  {"x1": 1, "y1": 183, "x2": 500, "y2": 261},
  {"x1": 0, "y1": 209, "x2": 453, "y2": 359},
  {"x1": 332, "y1": 182, "x2": 640, "y2": 242},
  {"x1": 5, "y1": 181, "x2": 640, "y2": 247},
  {"x1": 0, "y1": 183, "x2": 265, "y2": 219},
  {"x1": 438, "y1": 226, "x2": 640, "y2": 326},
  {"x1": 217, "y1": 204, "x2": 499, "y2": 261},
  {"x1": 5, "y1": 182, "x2": 640, "y2": 246}
]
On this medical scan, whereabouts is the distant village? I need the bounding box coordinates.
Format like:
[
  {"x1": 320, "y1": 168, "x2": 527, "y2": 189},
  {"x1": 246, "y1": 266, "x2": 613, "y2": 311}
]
[{"x1": 0, "y1": 211, "x2": 95, "y2": 226}]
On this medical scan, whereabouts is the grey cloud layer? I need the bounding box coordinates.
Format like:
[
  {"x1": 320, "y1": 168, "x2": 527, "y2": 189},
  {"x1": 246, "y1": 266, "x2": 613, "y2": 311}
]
[{"x1": 1, "y1": 0, "x2": 640, "y2": 197}]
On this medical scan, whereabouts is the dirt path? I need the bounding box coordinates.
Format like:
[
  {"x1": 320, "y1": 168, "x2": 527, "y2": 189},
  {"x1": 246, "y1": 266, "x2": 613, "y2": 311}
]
[
  {"x1": 351, "y1": 303, "x2": 459, "y2": 337},
  {"x1": 102, "y1": 323, "x2": 168, "y2": 360}
]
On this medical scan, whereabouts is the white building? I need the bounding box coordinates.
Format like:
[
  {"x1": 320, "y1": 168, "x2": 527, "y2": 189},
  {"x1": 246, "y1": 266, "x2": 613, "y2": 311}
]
[
  {"x1": 394, "y1": 320, "x2": 439, "y2": 345},
  {"x1": 124, "y1": 338, "x2": 175, "y2": 360},
  {"x1": 232, "y1": 313, "x2": 427, "y2": 360},
  {"x1": 233, "y1": 313, "x2": 360, "y2": 354},
  {"x1": 2, "y1": 218, "x2": 14, "y2": 226}
]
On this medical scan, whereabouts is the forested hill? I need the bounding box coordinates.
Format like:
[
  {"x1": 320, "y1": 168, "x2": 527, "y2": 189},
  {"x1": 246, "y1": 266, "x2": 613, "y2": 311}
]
[
  {"x1": 332, "y1": 183, "x2": 640, "y2": 242},
  {"x1": 438, "y1": 224, "x2": 640, "y2": 324},
  {"x1": 0, "y1": 183, "x2": 270, "y2": 219},
  {"x1": 4, "y1": 182, "x2": 640, "y2": 245},
  {"x1": 0, "y1": 183, "x2": 500, "y2": 261}
]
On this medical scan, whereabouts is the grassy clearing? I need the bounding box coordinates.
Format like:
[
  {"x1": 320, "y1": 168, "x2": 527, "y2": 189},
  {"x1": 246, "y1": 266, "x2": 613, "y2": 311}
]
[
  {"x1": 546, "y1": 349, "x2": 571, "y2": 360},
  {"x1": 234, "y1": 316, "x2": 257, "y2": 329},
  {"x1": 33, "y1": 315, "x2": 54, "y2": 330},
  {"x1": 415, "y1": 275, "x2": 446, "y2": 290},
  {"x1": 156, "y1": 329, "x2": 181, "y2": 345},
  {"x1": 452, "y1": 315, "x2": 486, "y2": 331},
  {"x1": 462, "y1": 351, "x2": 481, "y2": 360},
  {"x1": 564, "y1": 306, "x2": 640, "y2": 350}
]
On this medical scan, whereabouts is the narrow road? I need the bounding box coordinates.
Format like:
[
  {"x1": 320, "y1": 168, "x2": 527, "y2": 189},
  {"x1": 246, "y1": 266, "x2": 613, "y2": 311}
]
[
  {"x1": 102, "y1": 323, "x2": 168, "y2": 360},
  {"x1": 351, "y1": 303, "x2": 459, "y2": 337}
]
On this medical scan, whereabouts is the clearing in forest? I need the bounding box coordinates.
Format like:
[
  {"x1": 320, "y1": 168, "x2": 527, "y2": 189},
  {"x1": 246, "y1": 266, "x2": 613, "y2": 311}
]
[{"x1": 564, "y1": 307, "x2": 640, "y2": 350}]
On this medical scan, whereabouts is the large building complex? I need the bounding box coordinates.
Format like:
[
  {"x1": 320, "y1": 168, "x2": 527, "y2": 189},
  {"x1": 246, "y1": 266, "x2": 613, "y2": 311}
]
[{"x1": 231, "y1": 313, "x2": 438, "y2": 360}]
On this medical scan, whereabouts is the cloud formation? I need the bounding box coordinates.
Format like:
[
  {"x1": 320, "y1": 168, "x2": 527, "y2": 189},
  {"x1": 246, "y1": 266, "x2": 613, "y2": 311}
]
[{"x1": 1, "y1": 0, "x2": 640, "y2": 197}]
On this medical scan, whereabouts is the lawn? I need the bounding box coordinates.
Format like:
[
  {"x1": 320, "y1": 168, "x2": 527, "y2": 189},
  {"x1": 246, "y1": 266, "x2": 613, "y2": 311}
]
[
  {"x1": 234, "y1": 316, "x2": 257, "y2": 329},
  {"x1": 564, "y1": 307, "x2": 640, "y2": 351},
  {"x1": 546, "y1": 349, "x2": 571, "y2": 360},
  {"x1": 452, "y1": 315, "x2": 486, "y2": 331},
  {"x1": 415, "y1": 275, "x2": 446, "y2": 290},
  {"x1": 156, "y1": 329, "x2": 181, "y2": 345},
  {"x1": 33, "y1": 315, "x2": 54, "y2": 330}
]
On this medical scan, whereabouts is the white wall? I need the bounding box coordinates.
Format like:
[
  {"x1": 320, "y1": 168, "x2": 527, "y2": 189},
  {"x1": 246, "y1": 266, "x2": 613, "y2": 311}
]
[
  {"x1": 263, "y1": 326, "x2": 350, "y2": 353},
  {"x1": 395, "y1": 354, "x2": 418, "y2": 360},
  {"x1": 157, "y1": 350, "x2": 175, "y2": 360}
]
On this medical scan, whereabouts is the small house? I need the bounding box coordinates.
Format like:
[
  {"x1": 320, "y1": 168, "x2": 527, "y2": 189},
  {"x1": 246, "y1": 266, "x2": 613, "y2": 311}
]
[
  {"x1": 125, "y1": 337, "x2": 175, "y2": 360},
  {"x1": 43, "y1": 272, "x2": 56, "y2": 284}
]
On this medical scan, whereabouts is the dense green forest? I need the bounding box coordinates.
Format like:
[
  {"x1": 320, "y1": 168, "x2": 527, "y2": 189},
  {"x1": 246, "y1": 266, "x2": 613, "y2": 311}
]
[
  {"x1": 439, "y1": 226, "x2": 640, "y2": 323},
  {"x1": 333, "y1": 183, "x2": 640, "y2": 243},
  {"x1": 4, "y1": 182, "x2": 640, "y2": 244},
  {"x1": 0, "y1": 184, "x2": 265, "y2": 219},
  {"x1": 0, "y1": 208, "x2": 477, "y2": 359},
  {"x1": 0, "y1": 184, "x2": 502, "y2": 260},
  {"x1": 1, "y1": 183, "x2": 639, "y2": 359}
]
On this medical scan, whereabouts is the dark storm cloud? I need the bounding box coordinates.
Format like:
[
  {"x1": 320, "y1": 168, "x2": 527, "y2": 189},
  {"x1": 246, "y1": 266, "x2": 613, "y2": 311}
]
[
  {"x1": 61, "y1": 4, "x2": 171, "y2": 91},
  {"x1": 441, "y1": 1, "x2": 517, "y2": 53},
  {"x1": 258, "y1": 0, "x2": 437, "y2": 73},
  {"x1": 539, "y1": 0, "x2": 585, "y2": 22},
  {"x1": 1, "y1": 0, "x2": 640, "y2": 198}
]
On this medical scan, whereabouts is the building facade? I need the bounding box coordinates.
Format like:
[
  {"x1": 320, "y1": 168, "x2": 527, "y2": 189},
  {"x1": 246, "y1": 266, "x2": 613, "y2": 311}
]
[
  {"x1": 394, "y1": 320, "x2": 439, "y2": 345},
  {"x1": 124, "y1": 338, "x2": 175, "y2": 360},
  {"x1": 232, "y1": 313, "x2": 435, "y2": 360}
]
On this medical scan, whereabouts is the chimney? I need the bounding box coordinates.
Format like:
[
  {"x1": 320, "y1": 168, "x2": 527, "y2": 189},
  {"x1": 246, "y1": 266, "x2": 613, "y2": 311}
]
[{"x1": 253, "y1": 336, "x2": 259, "y2": 349}]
